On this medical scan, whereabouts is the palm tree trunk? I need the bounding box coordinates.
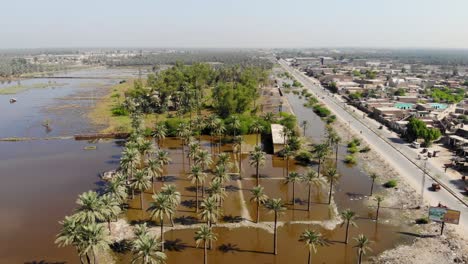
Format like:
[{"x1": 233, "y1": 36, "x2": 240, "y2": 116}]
[
  {"x1": 85, "y1": 253, "x2": 91, "y2": 264},
  {"x1": 140, "y1": 191, "x2": 144, "y2": 210},
  {"x1": 307, "y1": 185, "x2": 311, "y2": 211},
  {"x1": 335, "y1": 144, "x2": 339, "y2": 163},
  {"x1": 370, "y1": 179, "x2": 375, "y2": 196},
  {"x1": 132, "y1": 189, "x2": 135, "y2": 199},
  {"x1": 256, "y1": 165, "x2": 259, "y2": 186},
  {"x1": 286, "y1": 158, "x2": 290, "y2": 177},
  {"x1": 274, "y1": 212, "x2": 278, "y2": 255},
  {"x1": 108, "y1": 219, "x2": 111, "y2": 233},
  {"x1": 256, "y1": 134, "x2": 259, "y2": 145},
  {"x1": 152, "y1": 176, "x2": 155, "y2": 194},
  {"x1": 202, "y1": 181, "x2": 205, "y2": 198},
  {"x1": 170, "y1": 213, "x2": 174, "y2": 227},
  {"x1": 204, "y1": 241, "x2": 208, "y2": 264},
  {"x1": 376, "y1": 205, "x2": 380, "y2": 221},
  {"x1": 308, "y1": 250, "x2": 311, "y2": 264},
  {"x1": 292, "y1": 182, "x2": 295, "y2": 205},
  {"x1": 328, "y1": 179, "x2": 333, "y2": 205},
  {"x1": 256, "y1": 200, "x2": 260, "y2": 223},
  {"x1": 160, "y1": 218, "x2": 164, "y2": 252},
  {"x1": 196, "y1": 181, "x2": 199, "y2": 213},
  {"x1": 219, "y1": 136, "x2": 222, "y2": 153},
  {"x1": 239, "y1": 151, "x2": 242, "y2": 179},
  {"x1": 345, "y1": 221, "x2": 350, "y2": 244},
  {"x1": 358, "y1": 250, "x2": 363, "y2": 264},
  {"x1": 317, "y1": 160, "x2": 321, "y2": 176},
  {"x1": 93, "y1": 249, "x2": 97, "y2": 264},
  {"x1": 208, "y1": 220, "x2": 213, "y2": 250}
]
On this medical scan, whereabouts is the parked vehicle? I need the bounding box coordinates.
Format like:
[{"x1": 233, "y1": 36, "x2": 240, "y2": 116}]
[{"x1": 411, "y1": 142, "x2": 420, "y2": 149}]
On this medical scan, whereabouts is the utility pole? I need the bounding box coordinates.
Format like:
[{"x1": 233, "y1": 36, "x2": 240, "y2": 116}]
[{"x1": 420, "y1": 157, "x2": 428, "y2": 207}]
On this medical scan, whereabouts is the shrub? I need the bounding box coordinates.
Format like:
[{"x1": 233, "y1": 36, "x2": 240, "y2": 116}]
[
  {"x1": 295, "y1": 151, "x2": 313, "y2": 164},
  {"x1": 111, "y1": 105, "x2": 128, "y2": 116},
  {"x1": 347, "y1": 141, "x2": 357, "y2": 148},
  {"x1": 344, "y1": 155, "x2": 357, "y2": 164},
  {"x1": 313, "y1": 105, "x2": 331, "y2": 117},
  {"x1": 326, "y1": 115, "x2": 336, "y2": 124},
  {"x1": 348, "y1": 146, "x2": 359, "y2": 154},
  {"x1": 351, "y1": 138, "x2": 361, "y2": 146},
  {"x1": 415, "y1": 217, "x2": 429, "y2": 224},
  {"x1": 360, "y1": 146, "x2": 371, "y2": 153},
  {"x1": 165, "y1": 117, "x2": 188, "y2": 136},
  {"x1": 384, "y1": 180, "x2": 398, "y2": 188}
]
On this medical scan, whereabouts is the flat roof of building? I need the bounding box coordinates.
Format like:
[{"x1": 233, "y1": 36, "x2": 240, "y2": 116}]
[{"x1": 271, "y1": 124, "x2": 286, "y2": 145}]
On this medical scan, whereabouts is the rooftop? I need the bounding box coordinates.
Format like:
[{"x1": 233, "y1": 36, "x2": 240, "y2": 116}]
[{"x1": 271, "y1": 124, "x2": 286, "y2": 145}]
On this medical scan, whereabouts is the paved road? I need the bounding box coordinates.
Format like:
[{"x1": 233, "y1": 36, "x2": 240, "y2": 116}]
[{"x1": 278, "y1": 59, "x2": 468, "y2": 235}]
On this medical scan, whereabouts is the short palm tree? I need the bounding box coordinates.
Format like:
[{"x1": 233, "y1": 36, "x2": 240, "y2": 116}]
[
  {"x1": 74, "y1": 191, "x2": 104, "y2": 224},
  {"x1": 208, "y1": 180, "x2": 227, "y2": 208},
  {"x1": 134, "y1": 223, "x2": 150, "y2": 238},
  {"x1": 264, "y1": 198, "x2": 286, "y2": 255},
  {"x1": 216, "y1": 153, "x2": 231, "y2": 168},
  {"x1": 369, "y1": 173, "x2": 378, "y2": 196},
  {"x1": 212, "y1": 165, "x2": 230, "y2": 187},
  {"x1": 147, "y1": 158, "x2": 163, "y2": 193},
  {"x1": 160, "y1": 184, "x2": 181, "y2": 226},
  {"x1": 153, "y1": 122, "x2": 167, "y2": 148},
  {"x1": 200, "y1": 196, "x2": 221, "y2": 250},
  {"x1": 299, "y1": 229, "x2": 326, "y2": 264},
  {"x1": 283, "y1": 145, "x2": 294, "y2": 177},
  {"x1": 341, "y1": 209, "x2": 357, "y2": 244},
  {"x1": 55, "y1": 216, "x2": 86, "y2": 264},
  {"x1": 121, "y1": 147, "x2": 140, "y2": 181},
  {"x1": 138, "y1": 139, "x2": 155, "y2": 165},
  {"x1": 250, "y1": 120, "x2": 264, "y2": 145},
  {"x1": 131, "y1": 233, "x2": 167, "y2": 264},
  {"x1": 354, "y1": 234, "x2": 372, "y2": 264},
  {"x1": 302, "y1": 169, "x2": 324, "y2": 211},
  {"x1": 147, "y1": 193, "x2": 173, "y2": 252},
  {"x1": 155, "y1": 150, "x2": 171, "y2": 182},
  {"x1": 250, "y1": 185, "x2": 268, "y2": 223},
  {"x1": 230, "y1": 115, "x2": 241, "y2": 137},
  {"x1": 233, "y1": 135, "x2": 244, "y2": 179},
  {"x1": 249, "y1": 146, "x2": 266, "y2": 187},
  {"x1": 326, "y1": 127, "x2": 341, "y2": 163},
  {"x1": 79, "y1": 222, "x2": 111, "y2": 264},
  {"x1": 100, "y1": 194, "x2": 121, "y2": 233},
  {"x1": 105, "y1": 173, "x2": 128, "y2": 204},
  {"x1": 285, "y1": 172, "x2": 302, "y2": 205},
  {"x1": 195, "y1": 225, "x2": 217, "y2": 264},
  {"x1": 188, "y1": 165, "x2": 207, "y2": 212},
  {"x1": 188, "y1": 141, "x2": 201, "y2": 167},
  {"x1": 313, "y1": 143, "x2": 330, "y2": 176},
  {"x1": 195, "y1": 149, "x2": 213, "y2": 197},
  {"x1": 374, "y1": 195, "x2": 384, "y2": 221},
  {"x1": 131, "y1": 170, "x2": 152, "y2": 209},
  {"x1": 323, "y1": 166, "x2": 339, "y2": 205}
]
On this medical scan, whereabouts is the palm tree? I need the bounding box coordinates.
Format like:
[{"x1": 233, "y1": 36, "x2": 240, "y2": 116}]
[
  {"x1": 299, "y1": 229, "x2": 326, "y2": 264},
  {"x1": 249, "y1": 146, "x2": 266, "y2": 187},
  {"x1": 160, "y1": 184, "x2": 181, "y2": 226},
  {"x1": 188, "y1": 141, "x2": 201, "y2": 167},
  {"x1": 281, "y1": 127, "x2": 292, "y2": 147},
  {"x1": 138, "y1": 139, "x2": 155, "y2": 165},
  {"x1": 264, "y1": 198, "x2": 286, "y2": 255},
  {"x1": 155, "y1": 150, "x2": 171, "y2": 182},
  {"x1": 194, "y1": 150, "x2": 212, "y2": 197},
  {"x1": 250, "y1": 120, "x2": 264, "y2": 146},
  {"x1": 131, "y1": 233, "x2": 167, "y2": 264},
  {"x1": 212, "y1": 165, "x2": 230, "y2": 187},
  {"x1": 55, "y1": 216, "x2": 86, "y2": 264},
  {"x1": 216, "y1": 153, "x2": 230, "y2": 168},
  {"x1": 323, "y1": 166, "x2": 339, "y2": 205},
  {"x1": 250, "y1": 186, "x2": 268, "y2": 223},
  {"x1": 134, "y1": 223, "x2": 150, "y2": 238},
  {"x1": 285, "y1": 172, "x2": 302, "y2": 205},
  {"x1": 230, "y1": 115, "x2": 241, "y2": 137},
  {"x1": 74, "y1": 191, "x2": 104, "y2": 224},
  {"x1": 147, "y1": 158, "x2": 163, "y2": 193},
  {"x1": 213, "y1": 121, "x2": 226, "y2": 153},
  {"x1": 192, "y1": 115, "x2": 205, "y2": 142},
  {"x1": 263, "y1": 112, "x2": 276, "y2": 123},
  {"x1": 195, "y1": 225, "x2": 217, "y2": 264},
  {"x1": 341, "y1": 209, "x2": 357, "y2": 244},
  {"x1": 233, "y1": 135, "x2": 244, "y2": 179},
  {"x1": 100, "y1": 194, "x2": 121, "y2": 233},
  {"x1": 121, "y1": 147, "x2": 140, "y2": 181},
  {"x1": 283, "y1": 145, "x2": 294, "y2": 177},
  {"x1": 188, "y1": 165, "x2": 207, "y2": 212},
  {"x1": 302, "y1": 169, "x2": 324, "y2": 211},
  {"x1": 374, "y1": 196, "x2": 384, "y2": 221},
  {"x1": 206, "y1": 115, "x2": 220, "y2": 151},
  {"x1": 200, "y1": 196, "x2": 221, "y2": 250},
  {"x1": 312, "y1": 143, "x2": 330, "y2": 176},
  {"x1": 147, "y1": 193, "x2": 173, "y2": 252},
  {"x1": 153, "y1": 122, "x2": 167, "y2": 148},
  {"x1": 79, "y1": 222, "x2": 111, "y2": 264},
  {"x1": 176, "y1": 122, "x2": 191, "y2": 166},
  {"x1": 326, "y1": 127, "x2": 341, "y2": 163},
  {"x1": 369, "y1": 173, "x2": 378, "y2": 196},
  {"x1": 354, "y1": 234, "x2": 372, "y2": 264},
  {"x1": 131, "y1": 170, "x2": 152, "y2": 209},
  {"x1": 105, "y1": 173, "x2": 128, "y2": 204},
  {"x1": 208, "y1": 180, "x2": 227, "y2": 208}
]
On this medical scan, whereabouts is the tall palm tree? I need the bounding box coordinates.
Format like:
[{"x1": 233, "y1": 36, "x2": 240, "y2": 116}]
[
  {"x1": 213, "y1": 121, "x2": 226, "y2": 153},
  {"x1": 153, "y1": 122, "x2": 167, "y2": 149},
  {"x1": 160, "y1": 184, "x2": 181, "y2": 227},
  {"x1": 131, "y1": 233, "x2": 166, "y2": 264},
  {"x1": 121, "y1": 147, "x2": 140, "y2": 181},
  {"x1": 249, "y1": 146, "x2": 266, "y2": 187},
  {"x1": 326, "y1": 127, "x2": 341, "y2": 163},
  {"x1": 134, "y1": 223, "x2": 150, "y2": 238},
  {"x1": 250, "y1": 185, "x2": 268, "y2": 223},
  {"x1": 138, "y1": 139, "x2": 155, "y2": 166},
  {"x1": 299, "y1": 229, "x2": 326, "y2": 264},
  {"x1": 283, "y1": 145, "x2": 294, "y2": 177},
  {"x1": 302, "y1": 169, "x2": 324, "y2": 211},
  {"x1": 206, "y1": 115, "x2": 220, "y2": 151},
  {"x1": 312, "y1": 143, "x2": 330, "y2": 176},
  {"x1": 55, "y1": 216, "x2": 86, "y2": 264},
  {"x1": 147, "y1": 158, "x2": 163, "y2": 193},
  {"x1": 176, "y1": 122, "x2": 191, "y2": 166},
  {"x1": 100, "y1": 194, "x2": 121, "y2": 233},
  {"x1": 212, "y1": 165, "x2": 230, "y2": 187},
  {"x1": 230, "y1": 115, "x2": 241, "y2": 137},
  {"x1": 285, "y1": 172, "x2": 302, "y2": 205},
  {"x1": 250, "y1": 120, "x2": 265, "y2": 146},
  {"x1": 341, "y1": 209, "x2": 357, "y2": 244},
  {"x1": 233, "y1": 135, "x2": 244, "y2": 179},
  {"x1": 188, "y1": 165, "x2": 207, "y2": 213},
  {"x1": 216, "y1": 153, "x2": 230, "y2": 168},
  {"x1": 374, "y1": 196, "x2": 384, "y2": 221},
  {"x1": 323, "y1": 166, "x2": 339, "y2": 205},
  {"x1": 194, "y1": 225, "x2": 217, "y2": 264},
  {"x1": 188, "y1": 141, "x2": 201, "y2": 167},
  {"x1": 79, "y1": 222, "x2": 111, "y2": 264},
  {"x1": 74, "y1": 191, "x2": 104, "y2": 224},
  {"x1": 192, "y1": 115, "x2": 205, "y2": 142},
  {"x1": 200, "y1": 196, "x2": 221, "y2": 250},
  {"x1": 369, "y1": 173, "x2": 378, "y2": 196},
  {"x1": 194, "y1": 149, "x2": 212, "y2": 197},
  {"x1": 147, "y1": 193, "x2": 173, "y2": 252},
  {"x1": 264, "y1": 198, "x2": 286, "y2": 255},
  {"x1": 354, "y1": 234, "x2": 372, "y2": 264},
  {"x1": 105, "y1": 173, "x2": 128, "y2": 204},
  {"x1": 131, "y1": 170, "x2": 152, "y2": 209},
  {"x1": 208, "y1": 180, "x2": 227, "y2": 208},
  {"x1": 155, "y1": 150, "x2": 171, "y2": 182}
]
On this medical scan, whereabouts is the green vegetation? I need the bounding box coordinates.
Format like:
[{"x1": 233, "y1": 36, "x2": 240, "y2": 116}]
[
  {"x1": 394, "y1": 88, "x2": 406, "y2": 96},
  {"x1": 313, "y1": 104, "x2": 331, "y2": 117},
  {"x1": 348, "y1": 92, "x2": 363, "y2": 100},
  {"x1": 344, "y1": 155, "x2": 357, "y2": 164},
  {"x1": 429, "y1": 87, "x2": 464, "y2": 103},
  {"x1": 383, "y1": 180, "x2": 398, "y2": 188},
  {"x1": 405, "y1": 118, "x2": 441, "y2": 146}
]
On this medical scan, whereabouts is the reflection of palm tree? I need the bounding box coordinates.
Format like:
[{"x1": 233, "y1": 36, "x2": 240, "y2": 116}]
[
  {"x1": 285, "y1": 172, "x2": 301, "y2": 205},
  {"x1": 341, "y1": 209, "x2": 357, "y2": 244},
  {"x1": 354, "y1": 234, "x2": 372, "y2": 264},
  {"x1": 195, "y1": 225, "x2": 217, "y2": 264},
  {"x1": 250, "y1": 186, "x2": 268, "y2": 223},
  {"x1": 264, "y1": 198, "x2": 286, "y2": 255},
  {"x1": 299, "y1": 229, "x2": 326, "y2": 264},
  {"x1": 188, "y1": 165, "x2": 207, "y2": 213},
  {"x1": 147, "y1": 193, "x2": 173, "y2": 252},
  {"x1": 302, "y1": 169, "x2": 324, "y2": 211},
  {"x1": 131, "y1": 233, "x2": 166, "y2": 264},
  {"x1": 249, "y1": 146, "x2": 266, "y2": 187},
  {"x1": 323, "y1": 166, "x2": 339, "y2": 205}
]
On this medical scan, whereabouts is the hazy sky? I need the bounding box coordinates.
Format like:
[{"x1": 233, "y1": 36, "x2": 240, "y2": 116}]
[{"x1": 1, "y1": 0, "x2": 467, "y2": 49}]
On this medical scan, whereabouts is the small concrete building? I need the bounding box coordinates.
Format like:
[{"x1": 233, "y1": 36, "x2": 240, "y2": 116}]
[{"x1": 271, "y1": 124, "x2": 286, "y2": 154}]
